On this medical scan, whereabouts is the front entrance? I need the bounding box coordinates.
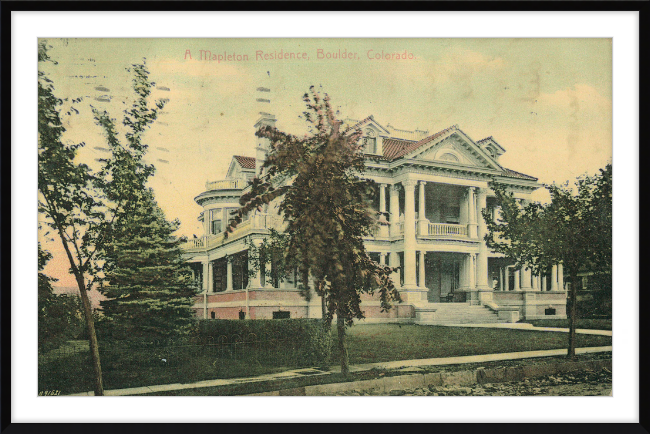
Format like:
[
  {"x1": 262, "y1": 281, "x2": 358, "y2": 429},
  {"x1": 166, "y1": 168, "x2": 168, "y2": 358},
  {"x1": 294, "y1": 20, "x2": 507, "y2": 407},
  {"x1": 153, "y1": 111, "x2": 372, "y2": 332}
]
[{"x1": 425, "y1": 252, "x2": 464, "y2": 302}]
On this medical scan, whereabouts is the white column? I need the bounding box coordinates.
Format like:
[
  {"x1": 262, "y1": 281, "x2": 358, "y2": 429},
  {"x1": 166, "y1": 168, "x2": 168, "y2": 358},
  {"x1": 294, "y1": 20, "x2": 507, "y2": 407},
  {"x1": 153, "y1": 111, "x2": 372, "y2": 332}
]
[
  {"x1": 532, "y1": 272, "x2": 538, "y2": 290},
  {"x1": 467, "y1": 254, "x2": 476, "y2": 289},
  {"x1": 476, "y1": 188, "x2": 489, "y2": 289},
  {"x1": 541, "y1": 273, "x2": 547, "y2": 291},
  {"x1": 419, "y1": 251, "x2": 426, "y2": 289},
  {"x1": 389, "y1": 184, "x2": 400, "y2": 237},
  {"x1": 390, "y1": 252, "x2": 401, "y2": 288},
  {"x1": 514, "y1": 269, "x2": 521, "y2": 291},
  {"x1": 379, "y1": 253, "x2": 386, "y2": 266},
  {"x1": 504, "y1": 267, "x2": 510, "y2": 291},
  {"x1": 467, "y1": 187, "x2": 478, "y2": 238},
  {"x1": 558, "y1": 263, "x2": 564, "y2": 291},
  {"x1": 226, "y1": 259, "x2": 233, "y2": 291},
  {"x1": 551, "y1": 265, "x2": 558, "y2": 291},
  {"x1": 202, "y1": 261, "x2": 209, "y2": 292},
  {"x1": 402, "y1": 180, "x2": 417, "y2": 289},
  {"x1": 499, "y1": 267, "x2": 504, "y2": 291},
  {"x1": 379, "y1": 184, "x2": 387, "y2": 214},
  {"x1": 379, "y1": 184, "x2": 389, "y2": 238},
  {"x1": 521, "y1": 267, "x2": 532, "y2": 290},
  {"x1": 207, "y1": 261, "x2": 214, "y2": 293},
  {"x1": 418, "y1": 181, "x2": 427, "y2": 236}
]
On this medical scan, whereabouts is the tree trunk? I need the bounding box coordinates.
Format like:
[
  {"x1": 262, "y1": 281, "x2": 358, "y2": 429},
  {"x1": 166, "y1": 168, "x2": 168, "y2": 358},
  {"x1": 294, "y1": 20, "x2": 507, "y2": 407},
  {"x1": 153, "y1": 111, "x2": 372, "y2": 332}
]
[
  {"x1": 336, "y1": 311, "x2": 349, "y2": 377},
  {"x1": 321, "y1": 294, "x2": 327, "y2": 322},
  {"x1": 75, "y1": 275, "x2": 104, "y2": 396},
  {"x1": 567, "y1": 271, "x2": 578, "y2": 360}
]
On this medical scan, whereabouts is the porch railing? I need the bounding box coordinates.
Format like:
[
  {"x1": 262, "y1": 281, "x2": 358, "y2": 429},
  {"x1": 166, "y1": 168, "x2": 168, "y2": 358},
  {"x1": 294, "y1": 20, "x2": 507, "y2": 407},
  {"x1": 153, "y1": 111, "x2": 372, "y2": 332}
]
[{"x1": 427, "y1": 222, "x2": 467, "y2": 237}]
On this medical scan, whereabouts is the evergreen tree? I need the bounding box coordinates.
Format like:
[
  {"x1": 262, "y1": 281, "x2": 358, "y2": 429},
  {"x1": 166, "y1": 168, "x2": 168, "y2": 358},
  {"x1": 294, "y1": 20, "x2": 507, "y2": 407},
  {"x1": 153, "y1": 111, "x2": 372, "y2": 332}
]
[
  {"x1": 227, "y1": 87, "x2": 401, "y2": 375},
  {"x1": 92, "y1": 61, "x2": 196, "y2": 343},
  {"x1": 99, "y1": 189, "x2": 197, "y2": 342}
]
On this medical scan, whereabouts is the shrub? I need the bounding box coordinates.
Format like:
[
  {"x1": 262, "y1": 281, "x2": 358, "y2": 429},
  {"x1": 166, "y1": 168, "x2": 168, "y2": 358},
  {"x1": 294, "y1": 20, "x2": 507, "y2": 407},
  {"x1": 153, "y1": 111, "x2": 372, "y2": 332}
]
[{"x1": 191, "y1": 319, "x2": 332, "y2": 367}]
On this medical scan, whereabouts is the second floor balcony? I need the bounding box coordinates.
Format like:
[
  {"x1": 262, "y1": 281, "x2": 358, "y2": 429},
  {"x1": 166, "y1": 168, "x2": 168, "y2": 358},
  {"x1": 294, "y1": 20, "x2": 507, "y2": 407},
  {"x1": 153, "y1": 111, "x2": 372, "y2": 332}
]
[
  {"x1": 205, "y1": 179, "x2": 247, "y2": 191},
  {"x1": 181, "y1": 213, "x2": 283, "y2": 253}
]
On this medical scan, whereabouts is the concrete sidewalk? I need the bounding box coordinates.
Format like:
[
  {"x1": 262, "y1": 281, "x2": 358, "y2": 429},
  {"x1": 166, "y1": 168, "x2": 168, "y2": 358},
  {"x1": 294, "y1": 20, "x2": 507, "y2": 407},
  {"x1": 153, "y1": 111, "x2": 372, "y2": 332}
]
[
  {"x1": 428, "y1": 323, "x2": 612, "y2": 337},
  {"x1": 67, "y1": 344, "x2": 612, "y2": 396}
]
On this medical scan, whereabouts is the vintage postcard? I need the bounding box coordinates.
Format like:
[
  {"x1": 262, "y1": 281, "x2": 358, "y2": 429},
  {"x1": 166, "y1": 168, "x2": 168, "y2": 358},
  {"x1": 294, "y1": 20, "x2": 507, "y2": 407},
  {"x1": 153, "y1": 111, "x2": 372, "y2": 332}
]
[{"x1": 37, "y1": 37, "x2": 612, "y2": 399}]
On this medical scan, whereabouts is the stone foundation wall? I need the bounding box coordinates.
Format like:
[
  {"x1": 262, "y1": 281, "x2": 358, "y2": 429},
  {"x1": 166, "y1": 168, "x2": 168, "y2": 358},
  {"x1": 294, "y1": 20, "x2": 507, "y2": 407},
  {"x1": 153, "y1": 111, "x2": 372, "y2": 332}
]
[
  {"x1": 192, "y1": 289, "x2": 414, "y2": 320},
  {"x1": 492, "y1": 291, "x2": 567, "y2": 320}
]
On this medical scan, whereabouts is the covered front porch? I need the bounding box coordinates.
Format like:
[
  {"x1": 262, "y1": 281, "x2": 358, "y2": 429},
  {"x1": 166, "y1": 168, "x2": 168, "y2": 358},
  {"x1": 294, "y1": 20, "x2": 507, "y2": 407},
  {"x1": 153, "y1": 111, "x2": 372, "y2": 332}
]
[{"x1": 422, "y1": 252, "x2": 466, "y2": 303}]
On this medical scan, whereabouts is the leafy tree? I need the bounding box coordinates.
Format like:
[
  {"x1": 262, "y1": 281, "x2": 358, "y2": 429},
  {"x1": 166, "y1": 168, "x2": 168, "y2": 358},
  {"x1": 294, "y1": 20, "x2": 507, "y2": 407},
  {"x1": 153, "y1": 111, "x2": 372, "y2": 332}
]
[
  {"x1": 38, "y1": 42, "x2": 169, "y2": 394},
  {"x1": 227, "y1": 87, "x2": 401, "y2": 375},
  {"x1": 92, "y1": 61, "x2": 196, "y2": 344},
  {"x1": 99, "y1": 189, "x2": 197, "y2": 342},
  {"x1": 38, "y1": 42, "x2": 108, "y2": 395},
  {"x1": 483, "y1": 164, "x2": 612, "y2": 358}
]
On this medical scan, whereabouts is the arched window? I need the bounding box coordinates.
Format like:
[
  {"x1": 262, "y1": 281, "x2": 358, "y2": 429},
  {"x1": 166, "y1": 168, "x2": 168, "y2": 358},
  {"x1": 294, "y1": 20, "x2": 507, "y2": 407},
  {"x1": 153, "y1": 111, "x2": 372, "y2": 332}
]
[{"x1": 439, "y1": 153, "x2": 459, "y2": 163}]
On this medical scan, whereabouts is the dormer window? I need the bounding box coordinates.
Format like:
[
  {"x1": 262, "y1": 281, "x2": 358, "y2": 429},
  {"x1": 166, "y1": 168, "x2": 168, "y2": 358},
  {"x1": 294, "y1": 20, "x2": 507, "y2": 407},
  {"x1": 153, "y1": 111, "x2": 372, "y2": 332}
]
[{"x1": 363, "y1": 129, "x2": 377, "y2": 153}]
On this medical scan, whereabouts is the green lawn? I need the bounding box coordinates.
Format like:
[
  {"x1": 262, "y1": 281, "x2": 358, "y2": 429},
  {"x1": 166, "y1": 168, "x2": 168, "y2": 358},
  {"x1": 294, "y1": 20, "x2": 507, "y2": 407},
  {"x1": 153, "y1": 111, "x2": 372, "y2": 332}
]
[
  {"x1": 524, "y1": 319, "x2": 612, "y2": 330},
  {"x1": 342, "y1": 324, "x2": 611, "y2": 365},
  {"x1": 39, "y1": 324, "x2": 612, "y2": 395}
]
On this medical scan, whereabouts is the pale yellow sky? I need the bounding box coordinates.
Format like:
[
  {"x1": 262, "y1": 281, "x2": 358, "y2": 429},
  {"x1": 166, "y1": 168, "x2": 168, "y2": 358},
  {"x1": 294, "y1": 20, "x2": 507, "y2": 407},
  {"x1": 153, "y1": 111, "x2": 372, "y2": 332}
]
[{"x1": 39, "y1": 38, "x2": 612, "y2": 286}]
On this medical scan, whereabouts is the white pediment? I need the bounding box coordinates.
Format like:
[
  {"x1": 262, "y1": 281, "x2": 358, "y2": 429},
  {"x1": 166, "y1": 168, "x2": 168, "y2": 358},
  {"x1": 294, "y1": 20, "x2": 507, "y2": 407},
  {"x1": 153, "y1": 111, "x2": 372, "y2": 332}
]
[
  {"x1": 408, "y1": 130, "x2": 503, "y2": 171},
  {"x1": 416, "y1": 138, "x2": 480, "y2": 166}
]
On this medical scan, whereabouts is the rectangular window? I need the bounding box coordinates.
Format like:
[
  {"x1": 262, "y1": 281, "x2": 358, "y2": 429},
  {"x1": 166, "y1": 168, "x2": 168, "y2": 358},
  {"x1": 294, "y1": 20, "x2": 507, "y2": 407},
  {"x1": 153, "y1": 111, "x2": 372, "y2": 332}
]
[
  {"x1": 212, "y1": 258, "x2": 227, "y2": 292},
  {"x1": 545, "y1": 307, "x2": 556, "y2": 316},
  {"x1": 232, "y1": 251, "x2": 249, "y2": 290},
  {"x1": 210, "y1": 208, "x2": 222, "y2": 235},
  {"x1": 273, "y1": 311, "x2": 290, "y2": 319}
]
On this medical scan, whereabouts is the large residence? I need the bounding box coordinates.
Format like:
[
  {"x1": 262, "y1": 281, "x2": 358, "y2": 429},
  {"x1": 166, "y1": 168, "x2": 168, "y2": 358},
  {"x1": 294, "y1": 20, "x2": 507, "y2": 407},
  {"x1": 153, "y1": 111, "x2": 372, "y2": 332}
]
[{"x1": 181, "y1": 114, "x2": 567, "y2": 324}]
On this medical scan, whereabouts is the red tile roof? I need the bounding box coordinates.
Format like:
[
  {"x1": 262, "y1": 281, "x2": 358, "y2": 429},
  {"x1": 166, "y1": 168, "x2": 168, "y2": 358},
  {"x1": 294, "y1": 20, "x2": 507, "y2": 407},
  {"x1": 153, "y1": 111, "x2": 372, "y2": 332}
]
[
  {"x1": 233, "y1": 155, "x2": 256, "y2": 169},
  {"x1": 382, "y1": 125, "x2": 457, "y2": 161},
  {"x1": 501, "y1": 168, "x2": 538, "y2": 181},
  {"x1": 378, "y1": 126, "x2": 537, "y2": 181}
]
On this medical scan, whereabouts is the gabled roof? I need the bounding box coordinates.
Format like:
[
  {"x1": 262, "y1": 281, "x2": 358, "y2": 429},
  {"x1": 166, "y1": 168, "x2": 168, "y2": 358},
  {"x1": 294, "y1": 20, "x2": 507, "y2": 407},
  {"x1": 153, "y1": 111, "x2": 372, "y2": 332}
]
[
  {"x1": 375, "y1": 124, "x2": 537, "y2": 182},
  {"x1": 233, "y1": 155, "x2": 256, "y2": 170},
  {"x1": 477, "y1": 136, "x2": 507, "y2": 154},
  {"x1": 382, "y1": 125, "x2": 459, "y2": 161},
  {"x1": 345, "y1": 115, "x2": 391, "y2": 135}
]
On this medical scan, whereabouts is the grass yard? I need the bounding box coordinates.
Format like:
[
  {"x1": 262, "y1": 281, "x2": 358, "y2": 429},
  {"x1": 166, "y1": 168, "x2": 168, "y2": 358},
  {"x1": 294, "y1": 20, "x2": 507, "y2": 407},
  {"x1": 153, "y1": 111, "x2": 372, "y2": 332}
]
[
  {"x1": 523, "y1": 318, "x2": 612, "y2": 330},
  {"x1": 38, "y1": 340, "x2": 295, "y2": 395},
  {"x1": 39, "y1": 324, "x2": 612, "y2": 395},
  {"x1": 342, "y1": 324, "x2": 611, "y2": 365}
]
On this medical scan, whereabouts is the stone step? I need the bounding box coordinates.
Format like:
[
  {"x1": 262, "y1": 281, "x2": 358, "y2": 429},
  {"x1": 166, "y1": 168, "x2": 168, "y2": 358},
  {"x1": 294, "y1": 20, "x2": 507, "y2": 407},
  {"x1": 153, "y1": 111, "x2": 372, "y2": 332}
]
[{"x1": 415, "y1": 303, "x2": 500, "y2": 325}]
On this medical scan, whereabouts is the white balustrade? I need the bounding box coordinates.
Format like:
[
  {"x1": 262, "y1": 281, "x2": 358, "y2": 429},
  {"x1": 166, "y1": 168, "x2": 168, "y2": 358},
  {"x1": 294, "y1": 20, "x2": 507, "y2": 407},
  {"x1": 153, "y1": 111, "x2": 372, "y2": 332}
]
[
  {"x1": 205, "y1": 179, "x2": 247, "y2": 191},
  {"x1": 427, "y1": 222, "x2": 468, "y2": 237}
]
